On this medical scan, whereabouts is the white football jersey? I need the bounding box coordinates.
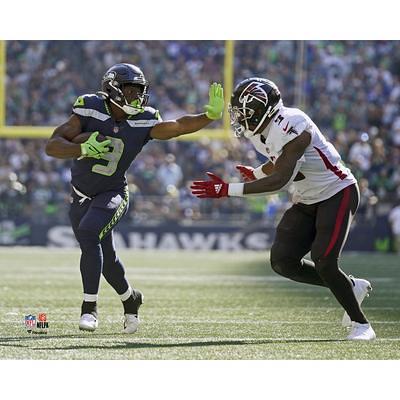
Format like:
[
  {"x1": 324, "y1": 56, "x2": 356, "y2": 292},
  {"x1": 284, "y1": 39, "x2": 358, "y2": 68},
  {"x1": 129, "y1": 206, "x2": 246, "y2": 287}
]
[{"x1": 249, "y1": 106, "x2": 357, "y2": 204}]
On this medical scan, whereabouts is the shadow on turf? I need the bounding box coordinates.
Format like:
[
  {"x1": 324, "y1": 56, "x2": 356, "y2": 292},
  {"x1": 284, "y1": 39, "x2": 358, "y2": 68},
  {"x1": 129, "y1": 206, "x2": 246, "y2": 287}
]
[
  {"x1": 0, "y1": 337, "x2": 345, "y2": 351},
  {"x1": 0, "y1": 333, "x2": 117, "y2": 346}
]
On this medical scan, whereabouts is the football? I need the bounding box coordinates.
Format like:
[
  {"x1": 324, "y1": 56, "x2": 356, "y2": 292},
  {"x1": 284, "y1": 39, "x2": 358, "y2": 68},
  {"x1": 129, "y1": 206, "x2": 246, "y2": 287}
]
[{"x1": 71, "y1": 132, "x2": 107, "y2": 144}]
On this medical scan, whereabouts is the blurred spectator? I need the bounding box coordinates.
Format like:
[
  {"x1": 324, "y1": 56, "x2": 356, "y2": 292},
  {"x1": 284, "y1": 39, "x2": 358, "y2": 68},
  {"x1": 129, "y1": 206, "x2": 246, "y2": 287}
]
[
  {"x1": 156, "y1": 153, "x2": 183, "y2": 194},
  {"x1": 357, "y1": 178, "x2": 378, "y2": 221},
  {"x1": 348, "y1": 133, "x2": 372, "y2": 172}
]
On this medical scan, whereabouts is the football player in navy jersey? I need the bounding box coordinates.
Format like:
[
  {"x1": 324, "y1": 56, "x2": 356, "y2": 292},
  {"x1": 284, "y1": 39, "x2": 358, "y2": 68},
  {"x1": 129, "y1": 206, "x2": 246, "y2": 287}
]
[
  {"x1": 45, "y1": 63, "x2": 224, "y2": 333},
  {"x1": 191, "y1": 77, "x2": 375, "y2": 341}
]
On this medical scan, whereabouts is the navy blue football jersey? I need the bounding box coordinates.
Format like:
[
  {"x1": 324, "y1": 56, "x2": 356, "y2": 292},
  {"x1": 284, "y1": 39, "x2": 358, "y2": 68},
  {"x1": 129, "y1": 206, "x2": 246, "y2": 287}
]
[{"x1": 70, "y1": 94, "x2": 161, "y2": 196}]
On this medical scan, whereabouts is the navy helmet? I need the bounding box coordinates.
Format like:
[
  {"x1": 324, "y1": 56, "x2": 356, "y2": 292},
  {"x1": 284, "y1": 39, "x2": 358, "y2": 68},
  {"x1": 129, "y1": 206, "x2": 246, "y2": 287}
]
[{"x1": 98, "y1": 63, "x2": 149, "y2": 115}]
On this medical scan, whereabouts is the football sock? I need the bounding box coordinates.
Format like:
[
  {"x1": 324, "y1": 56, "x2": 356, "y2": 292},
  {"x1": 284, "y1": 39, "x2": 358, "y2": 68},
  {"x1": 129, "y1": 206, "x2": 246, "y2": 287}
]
[
  {"x1": 81, "y1": 301, "x2": 97, "y2": 317},
  {"x1": 122, "y1": 290, "x2": 142, "y2": 315},
  {"x1": 119, "y1": 287, "x2": 132, "y2": 302}
]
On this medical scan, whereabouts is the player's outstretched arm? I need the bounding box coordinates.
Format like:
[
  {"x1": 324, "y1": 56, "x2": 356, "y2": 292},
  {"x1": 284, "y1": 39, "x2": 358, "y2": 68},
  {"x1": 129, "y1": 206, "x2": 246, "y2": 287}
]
[
  {"x1": 150, "y1": 83, "x2": 224, "y2": 140},
  {"x1": 191, "y1": 132, "x2": 310, "y2": 198},
  {"x1": 243, "y1": 132, "x2": 310, "y2": 195},
  {"x1": 45, "y1": 115, "x2": 84, "y2": 159}
]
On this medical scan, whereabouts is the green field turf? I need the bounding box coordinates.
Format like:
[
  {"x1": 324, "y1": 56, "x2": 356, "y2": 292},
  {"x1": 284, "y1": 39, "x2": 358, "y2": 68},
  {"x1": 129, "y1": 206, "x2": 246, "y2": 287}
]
[{"x1": 0, "y1": 248, "x2": 399, "y2": 360}]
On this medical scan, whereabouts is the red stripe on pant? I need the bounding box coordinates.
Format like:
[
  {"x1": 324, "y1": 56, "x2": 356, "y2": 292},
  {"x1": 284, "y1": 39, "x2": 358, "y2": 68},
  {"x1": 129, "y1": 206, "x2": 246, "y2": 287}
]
[{"x1": 323, "y1": 186, "x2": 351, "y2": 257}]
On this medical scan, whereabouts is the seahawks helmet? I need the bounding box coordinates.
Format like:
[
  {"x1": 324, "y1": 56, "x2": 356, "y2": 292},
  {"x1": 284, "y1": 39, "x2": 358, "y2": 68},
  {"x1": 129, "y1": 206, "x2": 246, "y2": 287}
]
[
  {"x1": 228, "y1": 77, "x2": 283, "y2": 138},
  {"x1": 98, "y1": 63, "x2": 149, "y2": 115}
]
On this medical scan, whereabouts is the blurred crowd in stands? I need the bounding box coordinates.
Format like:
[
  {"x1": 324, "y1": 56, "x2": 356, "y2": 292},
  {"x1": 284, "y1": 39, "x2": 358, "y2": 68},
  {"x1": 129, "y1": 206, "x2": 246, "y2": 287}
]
[{"x1": 1, "y1": 40, "x2": 400, "y2": 226}]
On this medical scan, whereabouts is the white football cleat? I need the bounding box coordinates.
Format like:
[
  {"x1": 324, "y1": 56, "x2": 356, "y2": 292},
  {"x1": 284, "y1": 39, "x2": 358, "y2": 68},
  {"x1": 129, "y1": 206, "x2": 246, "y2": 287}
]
[
  {"x1": 123, "y1": 290, "x2": 143, "y2": 334},
  {"x1": 346, "y1": 322, "x2": 376, "y2": 341},
  {"x1": 79, "y1": 313, "x2": 98, "y2": 332},
  {"x1": 342, "y1": 276, "x2": 372, "y2": 327},
  {"x1": 123, "y1": 314, "x2": 140, "y2": 334}
]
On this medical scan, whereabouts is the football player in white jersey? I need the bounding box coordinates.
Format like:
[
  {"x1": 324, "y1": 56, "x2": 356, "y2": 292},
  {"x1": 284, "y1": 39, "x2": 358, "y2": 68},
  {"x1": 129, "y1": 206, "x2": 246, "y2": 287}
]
[{"x1": 191, "y1": 77, "x2": 376, "y2": 341}]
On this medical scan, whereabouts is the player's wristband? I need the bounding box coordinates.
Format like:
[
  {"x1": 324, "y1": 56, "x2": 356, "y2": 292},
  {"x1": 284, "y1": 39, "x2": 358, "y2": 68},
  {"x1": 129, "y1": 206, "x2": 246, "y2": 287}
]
[
  {"x1": 253, "y1": 165, "x2": 268, "y2": 179},
  {"x1": 228, "y1": 183, "x2": 245, "y2": 197}
]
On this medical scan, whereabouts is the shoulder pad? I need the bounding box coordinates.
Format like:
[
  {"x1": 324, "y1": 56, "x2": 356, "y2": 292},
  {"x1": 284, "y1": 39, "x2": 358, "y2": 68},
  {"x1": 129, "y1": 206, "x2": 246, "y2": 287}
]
[
  {"x1": 72, "y1": 94, "x2": 110, "y2": 121},
  {"x1": 72, "y1": 94, "x2": 102, "y2": 109},
  {"x1": 283, "y1": 107, "x2": 307, "y2": 123}
]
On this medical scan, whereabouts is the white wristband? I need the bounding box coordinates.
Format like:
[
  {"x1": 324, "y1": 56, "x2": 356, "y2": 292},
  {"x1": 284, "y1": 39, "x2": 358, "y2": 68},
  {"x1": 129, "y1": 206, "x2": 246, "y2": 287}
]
[
  {"x1": 228, "y1": 183, "x2": 245, "y2": 197},
  {"x1": 253, "y1": 165, "x2": 268, "y2": 179}
]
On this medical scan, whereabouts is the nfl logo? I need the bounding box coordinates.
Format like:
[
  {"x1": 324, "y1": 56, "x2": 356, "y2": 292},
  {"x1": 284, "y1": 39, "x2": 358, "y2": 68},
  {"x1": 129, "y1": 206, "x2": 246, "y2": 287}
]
[
  {"x1": 24, "y1": 314, "x2": 36, "y2": 333},
  {"x1": 38, "y1": 313, "x2": 47, "y2": 322},
  {"x1": 36, "y1": 312, "x2": 49, "y2": 333}
]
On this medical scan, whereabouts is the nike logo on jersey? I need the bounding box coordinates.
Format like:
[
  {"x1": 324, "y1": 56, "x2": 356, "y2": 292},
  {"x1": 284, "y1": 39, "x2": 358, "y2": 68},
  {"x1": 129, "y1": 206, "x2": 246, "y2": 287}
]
[
  {"x1": 283, "y1": 121, "x2": 289, "y2": 132},
  {"x1": 282, "y1": 123, "x2": 298, "y2": 135}
]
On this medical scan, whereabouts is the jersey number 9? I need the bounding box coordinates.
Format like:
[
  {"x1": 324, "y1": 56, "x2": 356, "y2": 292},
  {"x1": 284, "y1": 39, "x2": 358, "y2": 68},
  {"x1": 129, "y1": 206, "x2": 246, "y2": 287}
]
[{"x1": 92, "y1": 137, "x2": 124, "y2": 176}]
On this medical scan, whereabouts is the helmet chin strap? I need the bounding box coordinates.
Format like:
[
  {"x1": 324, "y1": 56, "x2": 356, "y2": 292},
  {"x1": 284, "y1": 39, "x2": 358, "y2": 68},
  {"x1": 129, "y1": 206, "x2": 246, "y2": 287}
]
[
  {"x1": 110, "y1": 98, "x2": 144, "y2": 116},
  {"x1": 103, "y1": 80, "x2": 145, "y2": 116},
  {"x1": 122, "y1": 104, "x2": 144, "y2": 115},
  {"x1": 243, "y1": 129, "x2": 256, "y2": 138}
]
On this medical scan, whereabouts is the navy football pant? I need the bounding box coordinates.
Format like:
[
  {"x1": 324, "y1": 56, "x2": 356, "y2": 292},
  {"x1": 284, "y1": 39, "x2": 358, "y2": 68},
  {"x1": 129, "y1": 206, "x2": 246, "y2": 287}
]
[
  {"x1": 69, "y1": 187, "x2": 130, "y2": 297},
  {"x1": 270, "y1": 184, "x2": 368, "y2": 324}
]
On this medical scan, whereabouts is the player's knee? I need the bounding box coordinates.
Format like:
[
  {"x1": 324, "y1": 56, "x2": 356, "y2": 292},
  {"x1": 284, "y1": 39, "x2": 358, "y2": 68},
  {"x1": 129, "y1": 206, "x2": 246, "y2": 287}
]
[
  {"x1": 75, "y1": 228, "x2": 100, "y2": 249},
  {"x1": 270, "y1": 260, "x2": 289, "y2": 277},
  {"x1": 270, "y1": 243, "x2": 296, "y2": 277}
]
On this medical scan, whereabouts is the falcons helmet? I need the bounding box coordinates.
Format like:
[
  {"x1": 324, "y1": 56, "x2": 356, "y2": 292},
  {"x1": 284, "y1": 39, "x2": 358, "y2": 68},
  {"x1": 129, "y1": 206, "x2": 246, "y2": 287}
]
[{"x1": 228, "y1": 77, "x2": 283, "y2": 138}]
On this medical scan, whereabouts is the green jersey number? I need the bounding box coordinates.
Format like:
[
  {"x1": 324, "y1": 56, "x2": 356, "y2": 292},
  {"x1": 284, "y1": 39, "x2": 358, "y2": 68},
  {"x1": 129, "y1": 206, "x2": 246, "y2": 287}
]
[{"x1": 92, "y1": 137, "x2": 124, "y2": 176}]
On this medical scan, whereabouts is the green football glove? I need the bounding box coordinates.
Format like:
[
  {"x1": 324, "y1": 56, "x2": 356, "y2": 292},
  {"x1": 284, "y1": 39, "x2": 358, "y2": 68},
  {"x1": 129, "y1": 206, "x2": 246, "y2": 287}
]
[
  {"x1": 204, "y1": 82, "x2": 224, "y2": 120},
  {"x1": 80, "y1": 131, "x2": 111, "y2": 159}
]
